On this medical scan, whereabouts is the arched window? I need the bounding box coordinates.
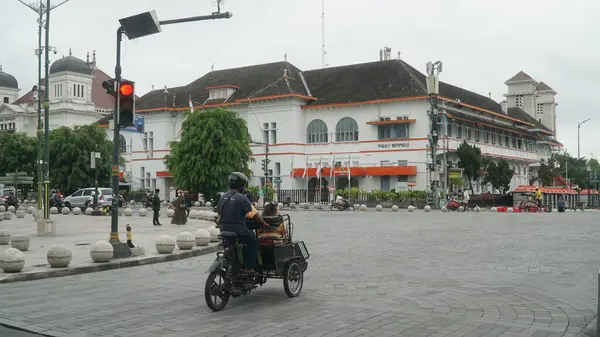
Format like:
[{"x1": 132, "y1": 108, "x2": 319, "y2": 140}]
[
  {"x1": 306, "y1": 119, "x2": 328, "y2": 143},
  {"x1": 119, "y1": 135, "x2": 127, "y2": 153},
  {"x1": 335, "y1": 117, "x2": 359, "y2": 142}
]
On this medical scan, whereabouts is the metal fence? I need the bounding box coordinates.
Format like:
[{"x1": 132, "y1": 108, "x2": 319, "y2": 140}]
[{"x1": 248, "y1": 189, "x2": 428, "y2": 206}]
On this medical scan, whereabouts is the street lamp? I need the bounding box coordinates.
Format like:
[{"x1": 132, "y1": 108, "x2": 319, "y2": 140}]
[
  {"x1": 16, "y1": 0, "x2": 70, "y2": 216},
  {"x1": 577, "y1": 118, "x2": 591, "y2": 160},
  {"x1": 425, "y1": 60, "x2": 442, "y2": 208},
  {"x1": 108, "y1": 7, "x2": 232, "y2": 253}
]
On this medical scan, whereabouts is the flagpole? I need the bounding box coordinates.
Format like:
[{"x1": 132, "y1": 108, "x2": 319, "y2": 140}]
[{"x1": 305, "y1": 157, "x2": 308, "y2": 203}]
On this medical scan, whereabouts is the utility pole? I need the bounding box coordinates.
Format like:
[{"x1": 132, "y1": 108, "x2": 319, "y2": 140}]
[
  {"x1": 425, "y1": 60, "x2": 443, "y2": 208},
  {"x1": 110, "y1": 6, "x2": 232, "y2": 251},
  {"x1": 16, "y1": 0, "x2": 69, "y2": 214}
]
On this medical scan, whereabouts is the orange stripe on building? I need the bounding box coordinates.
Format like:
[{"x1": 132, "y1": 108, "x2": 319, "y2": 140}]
[
  {"x1": 156, "y1": 171, "x2": 172, "y2": 177},
  {"x1": 291, "y1": 166, "x2": 417, "y2": 178}
]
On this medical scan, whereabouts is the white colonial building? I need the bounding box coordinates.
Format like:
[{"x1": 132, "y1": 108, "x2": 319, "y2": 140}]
[
  {"x1": 0, "y1": 50, "x2": 115, "y2": 136},
  {"x1": 102, "y1": 51, "x2": 561, "y2": 200}
]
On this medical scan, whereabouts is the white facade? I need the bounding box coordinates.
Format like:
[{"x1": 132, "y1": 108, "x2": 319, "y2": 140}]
[{"x1": 119, "y1": 93, "x2": 556, "y2": 197}]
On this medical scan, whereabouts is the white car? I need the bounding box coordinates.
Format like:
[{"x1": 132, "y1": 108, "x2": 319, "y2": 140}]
[{"x1": 64, "y1": 187, "x2": 113, "y2": 209}]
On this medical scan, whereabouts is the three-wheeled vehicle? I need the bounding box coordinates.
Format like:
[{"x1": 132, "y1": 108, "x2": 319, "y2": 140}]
[{"x1": 204, "y1": 214, "x2": 309, "y2": 312}]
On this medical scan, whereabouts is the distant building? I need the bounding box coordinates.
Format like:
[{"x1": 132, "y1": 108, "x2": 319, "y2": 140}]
[
  {"x1": 100, "y1": 49, "x2": 561, "y2": 200},
  {"x1": 0, "y1": 50, "x2": 114, "y2": 136}
]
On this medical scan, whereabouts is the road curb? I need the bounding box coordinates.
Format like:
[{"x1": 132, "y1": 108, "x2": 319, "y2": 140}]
[{"x1": 0, "y1": 245, "x2": 220, "y2": 284}]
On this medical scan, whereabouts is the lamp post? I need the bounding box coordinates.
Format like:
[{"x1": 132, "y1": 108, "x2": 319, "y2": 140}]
[
  {"x1": 577, "y1": 118, "x2": 591, "y2": 160},
  {"x1": 109, "y1": 8, "x2": 232, "y2": 251},
  {"x1": 16, "y1": 0, "x2": 70, "y2": 214},
  {"x1": 425, "y1": 60, "x2": 443, "y2": 208}
]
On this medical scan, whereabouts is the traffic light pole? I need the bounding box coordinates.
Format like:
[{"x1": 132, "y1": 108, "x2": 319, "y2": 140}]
[
  {"x1": 43, "y1": 0, "x2": 51, "y2": 220},
  {"x1": 110, "y1": 26, "x2": 123, "y2": 245}
]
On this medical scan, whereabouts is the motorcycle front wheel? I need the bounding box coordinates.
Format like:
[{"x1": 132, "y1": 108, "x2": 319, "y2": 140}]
[{"x1": 205, "y1": 270, "x2": 230, "y2": 312}]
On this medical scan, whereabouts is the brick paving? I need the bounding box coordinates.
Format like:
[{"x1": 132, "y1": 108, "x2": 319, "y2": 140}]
[{"x1": 0, "y1": 210, "x2": 598, "y2": 336}]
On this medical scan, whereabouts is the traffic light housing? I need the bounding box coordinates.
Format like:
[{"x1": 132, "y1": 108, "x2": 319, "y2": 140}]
[
  {"x1": 261, "y1": 158, "x2": 271, "y2": 174},
  {"x1": 101, "y1": 79, "x2": 135, "y2": 127},
  {"x1": 118, "y1": 80, "x2": 135, "y2": 127}
]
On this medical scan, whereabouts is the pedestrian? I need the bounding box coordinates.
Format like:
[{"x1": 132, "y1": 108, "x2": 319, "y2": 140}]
[
  {"x1": 152, "y1": 189, "x2": 162, "y2": 226},
  {"x1": 126, "y1": 224, "x2": 135, "y2": 248},
  {"x1": 171, "y1": 189, "x2": 187, "y2": 225},
  {"x1": 184, "y1": 191, "x2": 191, "y2": 218}
]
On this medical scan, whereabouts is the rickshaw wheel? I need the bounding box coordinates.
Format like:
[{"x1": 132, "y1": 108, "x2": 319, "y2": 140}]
[
  {"x1": 283, "y1": 261, "x2": 304, "y2": 298},
  {"x1": 205, "y1": 270, "x2": 230, "y2": 312}
]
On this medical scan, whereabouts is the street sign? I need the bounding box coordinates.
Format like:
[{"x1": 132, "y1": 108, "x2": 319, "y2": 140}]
[{"x1": 274, "y1": 179, "x2": 282, "y2": 184}]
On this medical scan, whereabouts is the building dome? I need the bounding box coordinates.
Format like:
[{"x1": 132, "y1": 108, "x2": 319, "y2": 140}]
[
  {"x1": 49, "y1": 55, "x2": 91, "y2": 75},
  {"x1": 0, "y1": 66, "x2": 18, "y2": 89}
]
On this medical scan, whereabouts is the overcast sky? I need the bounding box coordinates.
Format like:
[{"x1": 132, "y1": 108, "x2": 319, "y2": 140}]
[{"x1": 1, "y1": 0, "x2": 599, "y2": 159}]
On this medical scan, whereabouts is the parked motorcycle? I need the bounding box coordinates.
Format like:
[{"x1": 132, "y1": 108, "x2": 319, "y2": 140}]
[{"x1": 330, "y1": 200, "x2": 354, "y2": 211}]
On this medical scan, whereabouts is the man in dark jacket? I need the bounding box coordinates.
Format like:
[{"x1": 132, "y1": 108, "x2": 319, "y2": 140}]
[{"x1": 152, "y1": 189, "x2": 162, "y2": 226}]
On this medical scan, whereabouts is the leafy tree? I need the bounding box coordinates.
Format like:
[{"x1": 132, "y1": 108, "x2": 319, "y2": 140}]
[
  {"x1": 489, "y1": 159, "x2": 513, "y2": 194},
  {"x1": 164, "y1": 108, "x2": 253, "y2": 198},
  {"x1": 456, "y1": 140, "x2": 482, "y2": 193},
  {"x1": 0, "y1": 132, "x2": 38, "y2": 182},
  {"x1": 48, "y1": 124, "x2": 114, "y2": 195},
  {"x1": 537, "y1": 159, "x2": 556, "y2": 186}
]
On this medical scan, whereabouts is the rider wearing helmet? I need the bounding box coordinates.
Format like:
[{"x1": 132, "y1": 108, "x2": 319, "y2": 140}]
[{"x1": 217, "y1": 172, "x2": 269, "y2": 273}]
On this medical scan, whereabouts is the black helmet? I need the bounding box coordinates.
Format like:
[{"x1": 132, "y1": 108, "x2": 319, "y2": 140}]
[{"x1": 228, "y1": 172, "x2": 248, "y2": 190}]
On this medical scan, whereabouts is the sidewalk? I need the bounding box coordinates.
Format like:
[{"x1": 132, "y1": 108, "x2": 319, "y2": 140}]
[{"x1": 0, "y1": 206, "x2": 219, "y2": 283}]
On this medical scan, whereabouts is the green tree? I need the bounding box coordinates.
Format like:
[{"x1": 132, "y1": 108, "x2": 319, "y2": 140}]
[
  {"x1": 456, "y1": 140, "x2": 482, "y2": 193},
  {"x1": 0, "y1": 132, "x2": 38, "y2": 182},
  {"x1": 489, "y1": 159, "x2": 513, "y2": 194},
  {"x1": 164, "y1": 108, "x2": 253, "y2": 198},
  {"x1": 537, "y1": 158, "x2": 556, "y2": 186},
  {"x1": 48, "y1": 124, "x2": 114, "y2": 194}
]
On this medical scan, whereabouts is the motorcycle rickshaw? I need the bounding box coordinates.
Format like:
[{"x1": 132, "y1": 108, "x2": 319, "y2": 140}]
[{"x1": 204, "y1": 214, "x2": 309, "y2": 312}]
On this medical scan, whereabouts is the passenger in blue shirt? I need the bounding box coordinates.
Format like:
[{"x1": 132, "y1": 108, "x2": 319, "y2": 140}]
[{"x1": 217, "y1": 172, "x2": 269, "y2": 273}]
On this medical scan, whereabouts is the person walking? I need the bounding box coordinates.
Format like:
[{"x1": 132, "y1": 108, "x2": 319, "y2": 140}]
[
  {"x1": 152, "y1": 189, "x2": 162, "y2": 226},
  {"x1": 171, "y1": 189, "x2": 187, "y2": 225}
]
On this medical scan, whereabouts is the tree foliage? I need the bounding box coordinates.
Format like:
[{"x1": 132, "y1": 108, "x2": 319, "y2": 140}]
[
  {"x1": 0, "y1": 132, "x2": 38, "y2": 182},
  {"x1": 48, "y1": 124, "x2": 114, "y2": 194},
  {"x1": 538, "y1": 152, "x2": 592, "y2": 187},
  {"x1": 164, "y1": 108, "x2": 253, "y2": 198},
  {"x1": 456, "y1": 140, "x2": 482, "y2": 193},
  {"x1": 482, "y1": 158, "x2": 513, "y2": 194}
]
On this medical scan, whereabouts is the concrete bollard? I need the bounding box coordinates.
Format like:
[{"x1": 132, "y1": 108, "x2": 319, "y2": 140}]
[
  {"x1": 61, "y1": 207, "x2": 70, "y2": 215},
  {"x1": 176, "y1": 231, "x2": 195, "y2": 250},
  {"x1": 0, "y1": 248, "x2": 25, "y2": 273},
  {"x1": 375, "y1": 205, "x2": 383, "y2": 212},
  {"x1": 392, "y1": 205, "x2": 399, "y2": 212},
  {"x1": 47, "y1": 244, "x2": 72, "y2": 268},
  {"x1": 207, "y1": 226, "x2": 219, "y2": 242},
  {"x1": 90, "y1": 241, "x2": 114, "y2": 262},
  {"x1": 138, "y1": 208, "x2": 147, "y2": 217},
  {"x1": 72, "y1": 207, "x2": 82, "y2": 215},
  {"x1": 424, "y1": 205, "x2": 432, "y2": 212},
  {"x1": 155, "y1": 235, "x2": 176, "y2": 254},
  {"x1": 0, "y1": 232, "x2": 11, "y2": 245},
  {"x1": 11, "y1": 235, "x2": 31, "y2": 251},
  {"x1": 194, "y1": 229, "x2": 211, "y2": 246}
]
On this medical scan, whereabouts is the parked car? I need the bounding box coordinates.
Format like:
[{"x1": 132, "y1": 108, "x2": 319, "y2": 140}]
[{"x1": 64, "y1": 187, "x2": 113, "y2": 209}]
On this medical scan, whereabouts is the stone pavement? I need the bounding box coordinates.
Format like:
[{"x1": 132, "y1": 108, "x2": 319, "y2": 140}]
[
  {"x1": 0, "y1": 210, "x2": 598, "y2": 337},
  {"x1": 0, "y1": 207, "x2": 218, "y2": 282}
]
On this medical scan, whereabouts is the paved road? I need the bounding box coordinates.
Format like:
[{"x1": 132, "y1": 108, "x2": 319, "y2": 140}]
[
  {"x1": 0, "y1": 326, "x2": 44, "y2": 336},
  {"x1": 0, "y1": 210, "x2": 598, "y2": 337}
]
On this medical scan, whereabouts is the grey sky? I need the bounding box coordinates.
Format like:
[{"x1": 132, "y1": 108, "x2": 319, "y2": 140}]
[{"x1": 2, "y1": 0, "x2": 599, "y2": 158}]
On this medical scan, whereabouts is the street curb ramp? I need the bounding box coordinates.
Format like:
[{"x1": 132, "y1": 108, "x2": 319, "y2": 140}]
[{"x1": 0, "y1": 245, "x2": 220, "y2": 284}]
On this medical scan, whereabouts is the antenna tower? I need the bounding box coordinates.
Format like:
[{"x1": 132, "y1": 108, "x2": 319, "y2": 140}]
[{"x1": 321, "y1": 0, "x2": 327, "y2": 68}]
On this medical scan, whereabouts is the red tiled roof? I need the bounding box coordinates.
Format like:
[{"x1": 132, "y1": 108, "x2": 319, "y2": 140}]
[
  {"x1": 90, "y1": 67, "x2": 115, "y2": 109},
  {"x1": 579, "y1": 188, "x2": 599, "y2": 195},
  {"x1": 14, "y1": 78, "x2": 46, "y2": 105},
  {"x1": 512, "y1": 185, "x2": 578, "y2": 194}
]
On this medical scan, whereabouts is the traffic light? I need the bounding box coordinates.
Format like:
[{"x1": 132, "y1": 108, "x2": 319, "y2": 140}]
[
  {"x1": 101, "y1": 79, "x2": 116, "y2": 96},
  {"x1": 100, "y1": 79, "x2": 135, "y2": 127},
  {"x1": 118, "y1": 80, "x2": 135, "y2": 127},
  {"x1": 261, "y1": 158, "x2": 271, "y2": 173}
]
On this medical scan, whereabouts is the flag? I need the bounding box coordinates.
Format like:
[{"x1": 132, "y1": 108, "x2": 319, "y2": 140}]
[
  {"x1": 188, "y1": 93, "x2": 194, "y2": 113},
  {"x1": 302, "y1": 163, "x2": 307, "y2": 179},
  {"x1": 330, "y1": 155, "x2": 335, "y2": 179},
  {"x1": 316, "y1": 161, "x2": 321, "y2": 180}
]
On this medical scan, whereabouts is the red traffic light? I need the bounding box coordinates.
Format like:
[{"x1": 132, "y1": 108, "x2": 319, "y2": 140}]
[{"x1": 120, "y1": 83, "x2": 133, "y2": 96}]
